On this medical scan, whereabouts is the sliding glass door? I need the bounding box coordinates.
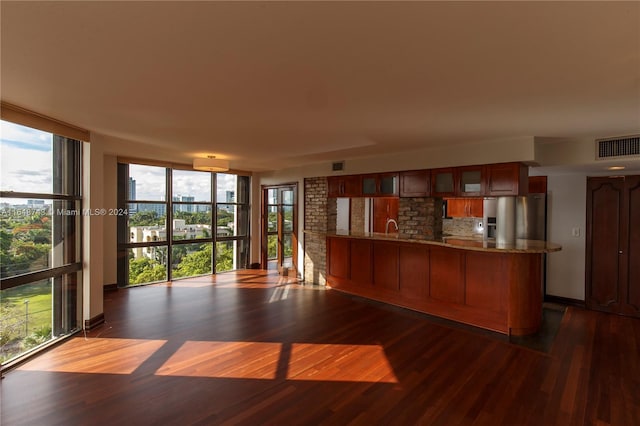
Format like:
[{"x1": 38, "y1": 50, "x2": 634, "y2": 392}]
[{"x1": 262, "y1": 185, "x2": 297, "y2": 272}]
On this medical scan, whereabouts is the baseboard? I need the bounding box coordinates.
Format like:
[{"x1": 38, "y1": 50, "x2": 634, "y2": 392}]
[
  {"x1": 544, "y1": 294, "x2": 585, "y2": 308},
  {"x1": 84, "y1": 313, "x2": 105, "y2": 330},
  {"x1": 103, "y1": 283, "x2": 118, "y2": 292}
]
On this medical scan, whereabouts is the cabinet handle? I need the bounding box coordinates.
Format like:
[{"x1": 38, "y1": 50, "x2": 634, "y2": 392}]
[{"x1": 619, "y1": 251, "x2": 623, "y2": 254}]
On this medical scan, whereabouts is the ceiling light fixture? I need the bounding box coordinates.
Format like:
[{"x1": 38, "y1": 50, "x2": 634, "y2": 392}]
[
  {"x1": 607, "y1": 166, "x2": 625, "y2": 171},
  {"x1": 193, "y1": 155, "x2": 229, "y2": 172}
]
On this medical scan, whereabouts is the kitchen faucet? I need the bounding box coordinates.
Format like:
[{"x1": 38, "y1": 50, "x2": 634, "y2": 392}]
[{"x1": 385, "y1": 218, "x2": 398, "y2": 234}]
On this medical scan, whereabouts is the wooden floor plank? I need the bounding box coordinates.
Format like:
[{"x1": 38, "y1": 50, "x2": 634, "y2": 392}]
[{"x1": 1, "y1": 270, "x2": 640, "y2": 425}]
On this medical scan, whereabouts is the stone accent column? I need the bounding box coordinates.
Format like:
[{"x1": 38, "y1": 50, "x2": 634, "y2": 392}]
[
  {"x1": 303, "y1": 177, "x2": 329, "y2": 285},
  {"x1": 398, "y1": 197, "x2": 443, "y2": 240},
  {"x1": 350, "y1": 198, "x2": 366, "y2": 232}
]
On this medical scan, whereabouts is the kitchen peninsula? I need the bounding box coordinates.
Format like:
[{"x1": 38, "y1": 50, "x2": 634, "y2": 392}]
[
  {"x1": 304, "y1": 162, "x2": 562, "y2": 336},
  {"x1": 321, "y1": 231, "x2": 561, "y2": 336}
]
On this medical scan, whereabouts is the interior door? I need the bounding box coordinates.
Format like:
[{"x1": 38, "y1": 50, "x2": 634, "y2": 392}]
[
  {"x1": 263, "y1": 185, "x2": 297, "y2": 273},
  {"x1": 621, "y1": 176, "x2": 640, "y2": 316},
  {"x1": 586, "y1": 175, "x2": 640, "y2": 317},
  {"x1": 586, "y1": 177, "x2": 623, "y2": 313}
]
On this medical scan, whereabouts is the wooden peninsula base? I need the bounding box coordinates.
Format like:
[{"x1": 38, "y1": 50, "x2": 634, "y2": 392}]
[{"x1": 326, "y1": 234, "x2": 561, "y2": 336}]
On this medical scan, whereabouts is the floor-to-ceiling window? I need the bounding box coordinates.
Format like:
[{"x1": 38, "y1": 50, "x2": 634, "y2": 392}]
[
  {"x1": 117, "y1": 163, "x2": 249, "y2": 286},
  {"x1": 0, "y1": 120, "x2": 83, "y2": 366}
]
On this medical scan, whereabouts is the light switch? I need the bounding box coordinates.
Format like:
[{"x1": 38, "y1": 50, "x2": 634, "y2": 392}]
[{"x1": 571, "y1": 227, "x2": 581, "y2": 237}]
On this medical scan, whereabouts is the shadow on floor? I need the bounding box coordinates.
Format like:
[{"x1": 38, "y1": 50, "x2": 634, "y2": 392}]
[{"x1": 339, "y1": 292, "x2": 566, "y2": 353}]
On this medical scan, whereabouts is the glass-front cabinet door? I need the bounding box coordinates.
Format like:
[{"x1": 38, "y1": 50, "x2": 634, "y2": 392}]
[
  {"x1": 431, "y1": 168, "x2": 456, "y2": 197},
  {"x1": 458, "y1": 166, "x2": 484, "y2": 196}
]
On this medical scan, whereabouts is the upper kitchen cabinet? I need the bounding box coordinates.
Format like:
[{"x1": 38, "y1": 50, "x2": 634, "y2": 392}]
[
  {"x1": 361, "y1": 173, "x2": 398, "y2": 197},
  {"x1": 528, "y1": 176, "x2": 548, "y2": 194},
  {"x1": 431, "y1": 168, "x2": 457, "y2": 197},
  {"x1": 445, "y1": 198, "x2": 484, "y2": 218},
  {"x1": 457, "y1": 165, "x2": 484, "y2": 196},
  {"x1": 327, "y1": 175, "x2": 362, "y2": 197},
  {"x1": 400, "y1": 170, "x2": 431, "y2": 197},
  {"x1": 484, "y1": 163, "x2": 529, "y2": 196}
]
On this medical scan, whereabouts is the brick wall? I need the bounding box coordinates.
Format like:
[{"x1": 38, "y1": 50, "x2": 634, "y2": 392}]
[
  {"x1": 350, "y1": 198, "x2": 365, "y2": 232},
  {"x1": 304, "y1": 177, "x2": 329, "y2": 285},
  {"x1": 398, "y1": 197, "x2": 443, "y2": 240}
]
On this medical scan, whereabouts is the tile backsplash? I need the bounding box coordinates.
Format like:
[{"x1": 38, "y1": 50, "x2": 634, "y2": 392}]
[{"x1": 443, "y1": 217, "x2": 484, "y2": 238}]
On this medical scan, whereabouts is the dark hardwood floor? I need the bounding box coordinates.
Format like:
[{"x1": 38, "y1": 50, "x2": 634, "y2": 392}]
[{"x1": 2, "y1": 270, "x2": 639, "y2": 425}]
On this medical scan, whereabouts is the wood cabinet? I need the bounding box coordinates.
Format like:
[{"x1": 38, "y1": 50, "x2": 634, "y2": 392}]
[
  {"x1": 399, "y1": 170, "x2": 431, "y2": 197},
  {"x1": 586, "y1": 175, "x2": 640, "y2": 318},
  {"x1": 327, "y1": 175, "x2": 361, "y2": 197},
  {"x1": 457, "y1": 165, "x2": 484, "y2": 196},
  {"x1": 431, "y1": 168, "x2": 457, "y2": 197},
  {"x1": 361, "y1": 173, "x2": 398, "y2": 197},
  {"x1": 373, "y1": 241, "x2": 399, "y2": 291},
  {"x1": 445, "y1": 198, "x2": 483, "y2": 218},
  {"x1": 399, "y1": 245, "x2": 429, "y2": 300},
  {"x1": 372, "y1": 197, "x2": 399, "y2": 233},
  {"x1": 327, "y1": 237, "x2": 350, "y2": 279},
  {"x1": 326, "y1": 235, "x2": 546, "y2": 335},
  {"x1": 432, "y1": 165, "x2": 485, "y2": 197},
  {"x1": 329, "y1": 162, "x2": 528, "y2": 198},
  {"x1": 350, "y1": 239, "x2": 372, "y2": 286},
  {"x1": 528, "y1": 176, "x2": 547, "y2": 194},
  {"x1": 429, "y1": 246, "x2": 465, "y2": 304},
  {"x1": 484, "y1": 162, "x2": 528, "y2": 196}
]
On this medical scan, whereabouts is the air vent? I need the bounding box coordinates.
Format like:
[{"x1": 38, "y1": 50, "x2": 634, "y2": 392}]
[
  {"x1": 596, "y1": 135, "x2": 640, "y2": 160},
  {"x1": 332, "y1": 161, "x2": 345, "y2": 172}
]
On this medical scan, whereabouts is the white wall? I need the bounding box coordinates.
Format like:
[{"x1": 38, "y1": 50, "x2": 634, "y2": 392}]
[
  {"x1": 546, "y1": 174, "x2": 587, "y2": 300},
  {"x1": 82, "y1": 139, "x2": 105, "y2": 323},
  {"x1": 103, "y1": 155, "x2": 118, "y2": 285}
]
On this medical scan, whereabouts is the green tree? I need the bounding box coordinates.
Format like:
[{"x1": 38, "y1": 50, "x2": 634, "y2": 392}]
[
  {"x1": 267, "y1": 236, "x2": 277, "y2": 259},
  {"x1": 0, "y1": 303, "x2": 23, "y2": 347},
  {"x1": 0, "y1": 229, "x2": 12, "y2": 277},
  {"x1": 129, "y1": 257, "x2": 166, "y2": 284},
  {"x1": 132, "y1": 265, "x2": 166, "y2": 284},
  {"x1": 216, "y1": 242, "x2": 233, "y2": 272},
  {"x1": 129, "y1": 211, "x2": 164, "y2": 227},
  {"x1": 174, "y1": 244, "x2": 212, "y2": 278},
  {"x1": 217, "y1": 210, "x2": 233, "y2": 227},
  {"x1": 174, "y1": 211, "x2": 211, "y2": 225}
]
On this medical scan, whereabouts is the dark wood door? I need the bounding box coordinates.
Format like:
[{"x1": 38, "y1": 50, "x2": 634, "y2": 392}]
[
  {"x1": 586, "y1": 176, "x2": 640, "y2": 317},
  {"x1": 622, "y1": 176, "x2": 640, "y2": 316}
]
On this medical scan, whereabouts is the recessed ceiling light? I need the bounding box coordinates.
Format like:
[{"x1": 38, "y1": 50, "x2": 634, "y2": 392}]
[{"x1": 607, "y1": 166, "x2": 625, "y2": 171}]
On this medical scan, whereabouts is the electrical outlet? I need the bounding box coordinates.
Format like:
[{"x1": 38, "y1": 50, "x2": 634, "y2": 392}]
[{"x1": 571, "y1": 227, "x2": 581, "y2": 237}]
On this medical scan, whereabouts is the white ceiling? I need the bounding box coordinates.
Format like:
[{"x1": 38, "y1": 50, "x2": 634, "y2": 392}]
[{"x1": 2, "y1": 1, "x2": 639, "y2": 172}]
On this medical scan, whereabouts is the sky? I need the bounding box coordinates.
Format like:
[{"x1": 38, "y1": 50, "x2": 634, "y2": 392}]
[
  {"x1": 1, "y1": 119, "x2": 238, "y2": 206},
  {"x1": 0, "y1": 120, "x2": 53, "y2": 197},
  {"x1": 129, "y1": 164, "x2": 238, "y2": 202}
]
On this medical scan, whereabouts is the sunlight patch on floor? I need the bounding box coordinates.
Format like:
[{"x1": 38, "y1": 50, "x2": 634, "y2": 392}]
[
  {"x1": 17, "y1": 337, "x2": 167, "y2": 374},
  {"x1": 287, "y1": 343, "x2": 398, "y2": 383},
  {"x1": 154, "y1": 341, "x2": 398, "y2": 383},
  {"x1": 156, "y1": 341, "x2": 282, "y2": 379}
]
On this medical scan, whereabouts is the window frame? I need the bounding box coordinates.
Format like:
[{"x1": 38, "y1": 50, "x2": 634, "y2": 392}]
[{"x1": 117, "y1": 163, "x2": 250, "y2": 285}]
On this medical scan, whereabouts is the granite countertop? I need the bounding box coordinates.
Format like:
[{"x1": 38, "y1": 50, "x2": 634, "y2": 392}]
[{"x1": 305, "y1": 229, "x2": 562, "y2": 253}]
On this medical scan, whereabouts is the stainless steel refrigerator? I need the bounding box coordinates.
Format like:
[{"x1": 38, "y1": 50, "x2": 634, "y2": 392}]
[
  {"x1": 516, "y1": 193, "x2": 547, "y2": 241},
  {"x1": 483, "y1": 194, "x2": 547, "y2": 241}
]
